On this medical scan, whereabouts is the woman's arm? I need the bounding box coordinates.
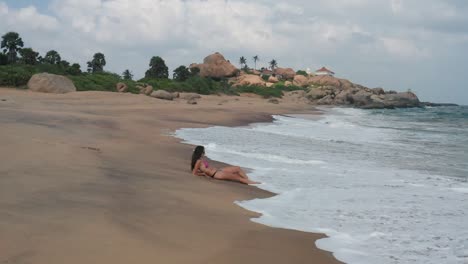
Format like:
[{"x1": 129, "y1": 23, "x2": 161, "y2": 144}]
[{"x1": 192, "y1": 160, "x2": 206, "y2": 176}]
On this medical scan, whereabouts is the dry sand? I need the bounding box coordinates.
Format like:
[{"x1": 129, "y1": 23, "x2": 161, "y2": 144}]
[{"x1": 0, "y1": 88, "x2": 341, "y2": 264}]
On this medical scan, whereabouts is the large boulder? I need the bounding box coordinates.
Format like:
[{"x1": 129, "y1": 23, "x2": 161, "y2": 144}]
[
  {"x1": 268, "y1": 75, "x2": 279, "y2": 83},
  {"x1": 138, "y1": 85, "x2": 153, "y2": 96},
  {"x1": 232, "y1": 74, "x2": 266, "y2": 87},
  {"x1": 306, "y1": 86, "x2": 336, "y2": 100},
  {"x1": 274, "y1": 68, "x2": 296, "y2": 80},
  {"x1": 351, "y1": 90, "x2": 373, "y2": 107},
  {"x1": 190, "y1": 52, "x2": 239, "y2": 78},
  {"x1": 116, "y1": 82, "x2": 128, "y2": 93},
  {"x1": 382, "y1": 92, "x2": 420, "y2": 108},
  {"x1": 150, "y1": 90, "x2": 174, "y2": 100},
  {"x1": 293, "y1": 75, "x2": 309, "y2": 87},
  {"x1": 372, "y1": 87, "x2": 385, "y2": 95},
  {"x1": 27, "y1": 73, "x2": 76, "y2": 93},
  {"x1": 308, "y1": 75, "x2": 354, "y2": 90}
]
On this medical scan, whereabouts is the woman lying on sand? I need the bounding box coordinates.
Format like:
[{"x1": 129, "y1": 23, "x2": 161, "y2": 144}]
[{"x1": 191, "y1": 146, "x2": 259, "y2": 185}]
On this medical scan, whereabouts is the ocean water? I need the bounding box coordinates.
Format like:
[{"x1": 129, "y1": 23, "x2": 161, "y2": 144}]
[{"x1": 174, "y1": 106, "x2": 468, "y2": 264}]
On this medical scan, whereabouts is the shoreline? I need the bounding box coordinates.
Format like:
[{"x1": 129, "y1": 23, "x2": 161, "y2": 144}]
[{"x1": 0, "y1": 88, "x2": 341, "y2": 264}]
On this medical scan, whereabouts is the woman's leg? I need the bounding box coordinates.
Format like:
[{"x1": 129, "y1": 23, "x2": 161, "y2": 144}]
[
  {"x1": 222, "y1": 166, "x2": 249, "y2": 179},
  {"x1": 214, "y1": 171, "x2": 258, "y2": 184}
]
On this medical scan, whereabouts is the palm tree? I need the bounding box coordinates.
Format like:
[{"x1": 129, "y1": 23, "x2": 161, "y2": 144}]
[
  {"x1": 1, "y1": 32, "x2": 24, "y2": 63},
  {"x1": 239, "y1": 56, "x2": 247, "y2": 69},
  {"x1": 269, "y1": 59, "x2": 278, "y2": 71},
  {"x1": 87, "y1": 52, "x2": 106, "y2": 73},
  {"x1": 122, "y1": 69, "x2": 133, "y2": 80},
  {"x1": 253, "y1": 55, "x2": 259, "y2": 70}
]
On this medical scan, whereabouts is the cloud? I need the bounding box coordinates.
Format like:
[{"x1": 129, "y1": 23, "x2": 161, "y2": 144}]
[
  {"x1": 1, "y1": 0, "x2": 468, "y2": 103},
  {"x1": 380, "y1": 37, "x2": 428, "y2": 58},
  {"x1": 0, "y1": 2, "x2": 59, "y2": 32}
]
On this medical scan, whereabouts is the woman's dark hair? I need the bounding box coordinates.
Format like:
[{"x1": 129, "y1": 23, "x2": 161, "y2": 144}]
[{"x1": 191, "y1": 146, "x2": 205, "y2": 170}]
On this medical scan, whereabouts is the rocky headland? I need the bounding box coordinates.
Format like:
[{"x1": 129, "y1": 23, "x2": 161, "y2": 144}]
[
  {"x1": 188, "y1": 53, "x2": 421, "y2": 109},
  {"x1": 23, "y1": 52, "x2": 424, "y2": 109}
]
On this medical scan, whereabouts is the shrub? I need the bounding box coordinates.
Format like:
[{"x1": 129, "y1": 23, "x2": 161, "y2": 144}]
[
  {"x1": 296, "y1": 70, "x2": 308, "y2": 76},
  {"x1": 0, "y1": 65, "x2": 33, "y2": 86},
  {"x1": 69, "y1": 72, "x2": 125, "y2": 92}
]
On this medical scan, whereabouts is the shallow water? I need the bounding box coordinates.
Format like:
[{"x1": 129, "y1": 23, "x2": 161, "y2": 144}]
[{"x1": 175, "y1": 106, "x2": 468, "y2": 264}]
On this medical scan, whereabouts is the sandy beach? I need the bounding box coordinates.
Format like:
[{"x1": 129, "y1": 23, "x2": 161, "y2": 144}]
[{"x1": 0, "y1": 88, "x2": 341, "y2": 264}]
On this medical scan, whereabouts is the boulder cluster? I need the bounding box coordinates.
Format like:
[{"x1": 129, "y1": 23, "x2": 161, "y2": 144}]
[
  {"x1": 301, "y1": 75, "x2": 420, "y2": 109},
  {"x1": 25, "y1": 53, "x2": 422, "y2": 109}
]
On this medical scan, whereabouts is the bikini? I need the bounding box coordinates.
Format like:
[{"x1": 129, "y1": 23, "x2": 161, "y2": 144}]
[{"x1": 202, "y1": 160, "x2": 218, "y2": 178}]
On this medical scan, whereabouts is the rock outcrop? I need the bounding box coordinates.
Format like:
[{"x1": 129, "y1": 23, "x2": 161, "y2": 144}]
[
  {"x1": 190, "y1": 52, "x2": 239, "y2": 78},
  {"x1": 293, "y1": 75, "x2": 309, "y2": 87},
  {"x1": 274, "y1": 68, "x2": 296, "y2": 80},
  {"x1": 268, "y1": 76, "x2": 279, "y2": 83},
  {"x1": 305, "y1": 84, "x2": 420, "y2": 109},
  {"x1": 27, "y1": 73, "x2": 76, "y2": 93},
  {"x1": 232, "y1": 74, "x2": 266, "y2": 87},
  {"x1": 308, "y1": 75, "x2": 355, "y2": 90}
]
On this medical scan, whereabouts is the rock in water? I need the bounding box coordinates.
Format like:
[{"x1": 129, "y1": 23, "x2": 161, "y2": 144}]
[
  {"x1": 382, "y1": 92, "x2": 420, "y2": 108},
  {"x1": 27, "y1": 73, "x2": 76, "y2": 93}
]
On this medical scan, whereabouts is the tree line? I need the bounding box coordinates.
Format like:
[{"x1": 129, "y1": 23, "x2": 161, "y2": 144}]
[
  {"x1": 239, "y1": 55, "x2": 278, "y2": 72},
  {"x1": 0, "y1": 31, "x2": 200, "y2": 82}
]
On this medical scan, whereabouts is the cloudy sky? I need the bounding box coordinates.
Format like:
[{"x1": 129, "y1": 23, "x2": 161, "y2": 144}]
[{"x1": 1, "y1": 0, "x2": 467, "y2": 104}]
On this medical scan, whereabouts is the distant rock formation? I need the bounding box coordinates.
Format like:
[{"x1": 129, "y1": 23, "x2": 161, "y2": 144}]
[
  {"x1": 232, "y1": 74, "x2": 266, "y2": 87},
  {"x1": 274, "y1": 68, "x2": 296, "y2": 80},
  {"x1": 302, "y1": 75, "x2": 420, "y2": 109},
  {"x1": 190, "y1": 52, "x2": 239, "y2": 78},
  {"x1": 28, "y1": 73, "x2": 76, "y2": 93}
]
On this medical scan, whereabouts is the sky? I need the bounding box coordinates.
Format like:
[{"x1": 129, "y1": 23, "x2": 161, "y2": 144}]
[{"x1": 1, "y1": 0, "x2": 467, "y2": 104}]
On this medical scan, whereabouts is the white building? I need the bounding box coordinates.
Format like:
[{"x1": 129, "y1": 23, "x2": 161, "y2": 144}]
[{"x1": 315, "y1": 67, "x2": 335, "y2": 76}]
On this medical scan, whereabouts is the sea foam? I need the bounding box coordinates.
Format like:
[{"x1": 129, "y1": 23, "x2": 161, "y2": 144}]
[{"x1": 175, "y1": 107, "x2": 468, "y2": 264}]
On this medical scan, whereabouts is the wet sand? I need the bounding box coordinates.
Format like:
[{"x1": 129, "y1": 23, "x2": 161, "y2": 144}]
[{"x1": 0, "y1": 88, "x2": 341, "y2": 264}]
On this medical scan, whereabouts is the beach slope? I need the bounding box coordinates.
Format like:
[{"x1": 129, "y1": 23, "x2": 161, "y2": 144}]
[{"x1": 0, "y1": 89, "x2": 340, "y2": 264}]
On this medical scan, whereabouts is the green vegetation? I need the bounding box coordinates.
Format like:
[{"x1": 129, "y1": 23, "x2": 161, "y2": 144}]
[
  {"x1": 44, "y1": 50, "x2": 61, "y2": 65},
  {"x1": 1, "y1": 32, "x2": 24, "y2": 64},
  {"x1": 87, "y1": 52, "x2": 106, "y2": 73},
  {"x1": 269, "y1": 59, "x2": 278, "y2": 70},
  {"x1": 1, "y1": 31, "x2": 305, "y2": 99},
  {"x1": 122, "y1": 69, "x2": 133, "y2": 80},
  {"x1": 145, "y1": 56, "x2": 168, "y2": 79},
  {"x1": 253, "y1": 55, "x2": 259, "y2": 70},
  {"x1": 236, "y1": 84, "x2": 305, "y2": 98},
  {"x1": 173, "y1": 65, "x2": 191, "y2": 82},
  {"x1": 296, "y1": 70, "x2": 308, "y2": 76}
]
